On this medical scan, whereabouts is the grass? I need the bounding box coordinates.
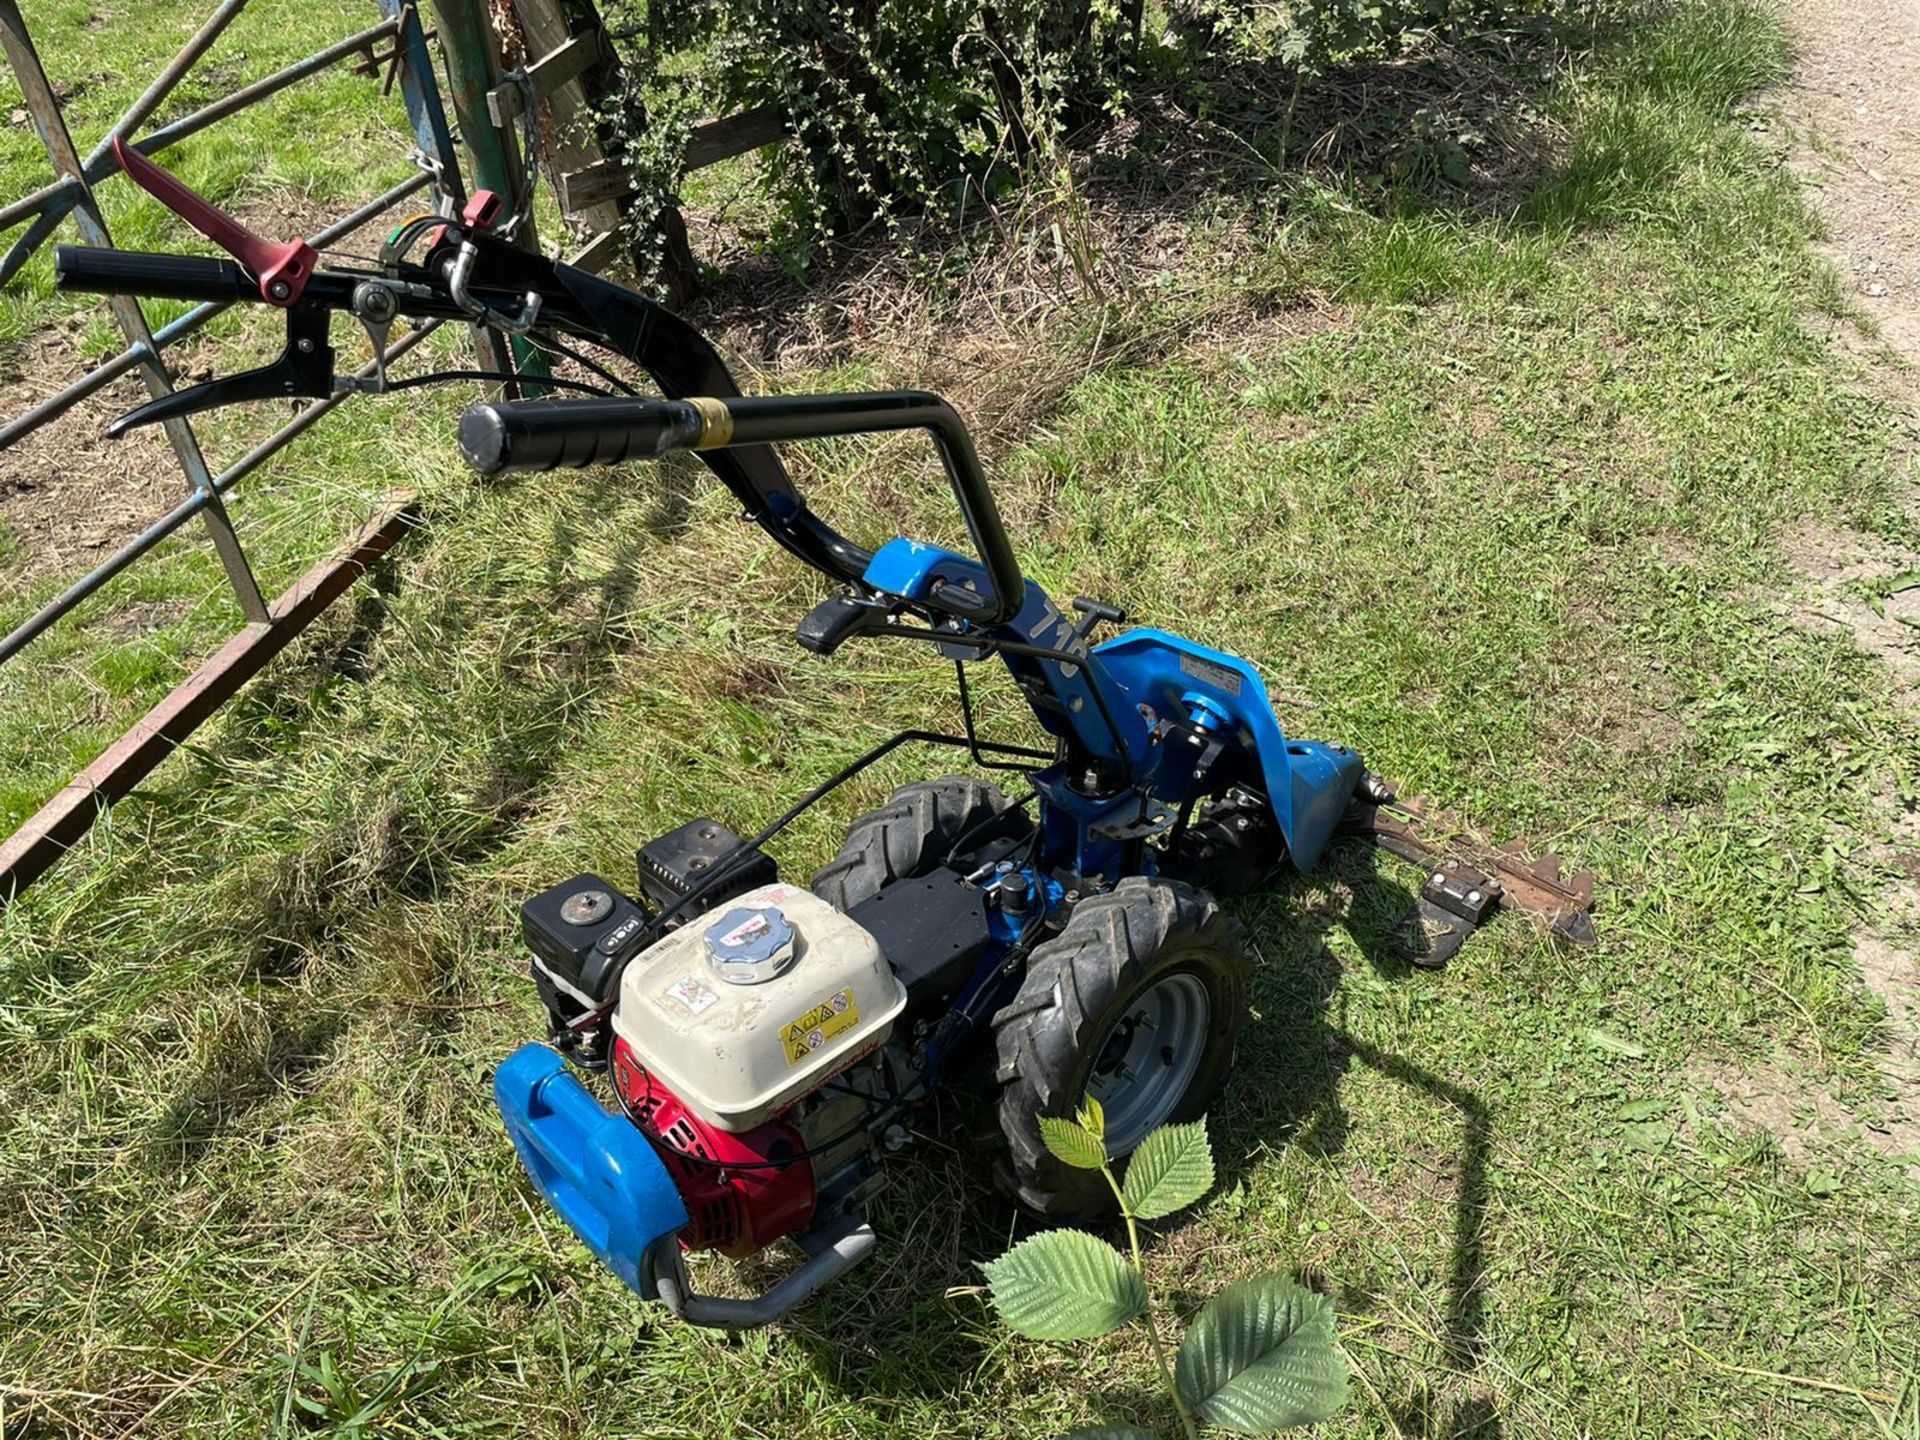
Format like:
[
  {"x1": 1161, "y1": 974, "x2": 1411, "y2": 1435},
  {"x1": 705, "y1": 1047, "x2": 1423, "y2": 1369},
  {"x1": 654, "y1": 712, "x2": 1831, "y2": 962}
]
[
  {"x1": 0, "y1": 0, "x2": 477, "y2": 834},
  {"x1": 5, "y1": 0, "x2": 1920, "y2": 1436}
]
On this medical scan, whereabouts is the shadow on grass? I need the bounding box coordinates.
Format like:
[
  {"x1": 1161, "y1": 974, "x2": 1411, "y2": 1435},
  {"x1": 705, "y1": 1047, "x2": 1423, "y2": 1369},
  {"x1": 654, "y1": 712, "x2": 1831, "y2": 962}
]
[{"x1": 1224, "y1": 841, "x2": 1500, "y2": 1438}]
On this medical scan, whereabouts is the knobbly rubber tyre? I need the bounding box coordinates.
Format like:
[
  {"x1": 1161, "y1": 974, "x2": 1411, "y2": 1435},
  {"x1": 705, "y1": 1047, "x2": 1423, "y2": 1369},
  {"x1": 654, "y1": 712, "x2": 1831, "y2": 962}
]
[
  {"x1": 990, "y1": 876, "x2": 1250, "y2": 1219},
  {"x1": 812, "y1": 776, "x2": 1013, "y2": 912}
]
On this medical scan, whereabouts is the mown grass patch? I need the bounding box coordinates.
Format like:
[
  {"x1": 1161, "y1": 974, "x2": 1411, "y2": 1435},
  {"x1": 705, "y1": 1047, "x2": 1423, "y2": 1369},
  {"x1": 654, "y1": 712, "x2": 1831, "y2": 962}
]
[{"x1": 3, "y1": 1, "x2": 1918, "y2": 1437}]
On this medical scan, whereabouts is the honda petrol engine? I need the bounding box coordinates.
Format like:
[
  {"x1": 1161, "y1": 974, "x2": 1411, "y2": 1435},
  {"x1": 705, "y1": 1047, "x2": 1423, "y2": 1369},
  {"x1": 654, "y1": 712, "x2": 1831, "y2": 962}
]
[
  {"x1": 518, "y1": 832, "x2": 926, "y2": 1273},
  {"x1": 607, "y1": 883, "x2": 906, "y2": 1257}
]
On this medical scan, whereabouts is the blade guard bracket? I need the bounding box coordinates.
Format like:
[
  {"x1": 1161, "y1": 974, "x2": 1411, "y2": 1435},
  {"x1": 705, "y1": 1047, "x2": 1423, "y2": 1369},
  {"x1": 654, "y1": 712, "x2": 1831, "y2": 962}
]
[
  {"x1": 112, "y1": 136, "x2": 316, "y2": 306},
  {"x1": 1094, "y1": 627, "x2": 1365, "y2": 870},
  {"x1": 494, "y1": 1042, "x2": 690, "y2": 1297}
]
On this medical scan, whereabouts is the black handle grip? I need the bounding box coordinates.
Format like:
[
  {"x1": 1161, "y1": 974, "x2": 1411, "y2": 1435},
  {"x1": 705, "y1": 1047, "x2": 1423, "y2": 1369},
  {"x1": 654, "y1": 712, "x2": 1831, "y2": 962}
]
[
  {"x1": 460, "y1": 389, "x2": 1024, "y2": 626},
  {"x1": 53, "y1": 244, "x2": 250, "y2": 303},
  {"x1": 458, "y1": 396, "x2": 703, "y2": 474},
  {"x1": 796, "y1": 594, "x2": 892, "y2": 655}
]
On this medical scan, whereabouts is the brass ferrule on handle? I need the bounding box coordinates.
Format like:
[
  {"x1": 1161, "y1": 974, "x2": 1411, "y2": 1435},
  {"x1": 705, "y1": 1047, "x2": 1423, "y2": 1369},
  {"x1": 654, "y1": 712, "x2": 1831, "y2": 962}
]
[{"x1": 687, "y1": 395, "x2": 733, "y2": 449}]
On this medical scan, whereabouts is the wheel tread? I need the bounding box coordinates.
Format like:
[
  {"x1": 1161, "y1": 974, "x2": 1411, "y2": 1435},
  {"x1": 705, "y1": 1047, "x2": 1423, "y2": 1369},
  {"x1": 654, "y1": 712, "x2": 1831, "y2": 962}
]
[
  {"x1": 989, "y1": 875, "x2": 1249, "y2": 1221},
  {"x1": 812, "y1": 776, "x2": 1011, "y2": 911}
]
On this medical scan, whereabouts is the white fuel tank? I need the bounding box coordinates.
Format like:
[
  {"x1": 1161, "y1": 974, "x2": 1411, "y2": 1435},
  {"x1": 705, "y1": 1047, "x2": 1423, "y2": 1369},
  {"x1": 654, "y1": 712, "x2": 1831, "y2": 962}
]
[{"x1": 611, "y1": 882, "x2": 907, "y2": 1132}]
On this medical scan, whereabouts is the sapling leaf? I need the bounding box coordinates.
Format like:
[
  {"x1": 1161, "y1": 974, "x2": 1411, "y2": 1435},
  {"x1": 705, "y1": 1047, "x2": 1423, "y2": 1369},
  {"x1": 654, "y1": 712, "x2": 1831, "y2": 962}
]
[
  {"x1": 1174, "y1": 1274, "x2": 1349, "y2": 1432},
  {"x1": 1121, "y1": 1119, "x2": 1213, "y2": 1220},
  {"x1": 1080, "y1": 1096, "x2": 1106, "y2": 1140},
  {"x1": 983, "y1": 1230, "x2": 1146, "y2": 1340},
  {"x1": 1040, "y1": 1114, "x2": 1109, "y2": 1170},
  {"x1": 1057, "y1": 1427, "x2": 1160, "y2": 1439}
]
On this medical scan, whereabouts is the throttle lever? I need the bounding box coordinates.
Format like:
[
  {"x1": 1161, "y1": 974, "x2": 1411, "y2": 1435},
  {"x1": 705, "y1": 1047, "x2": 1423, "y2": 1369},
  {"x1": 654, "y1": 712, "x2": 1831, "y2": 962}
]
[
  {"x1": 796, "y1": 594, "x2": 892, "y2": 655},
  {"x1": 112, "y1": 136, "x2": 316, "y2": 306},
  {"x1": 105, "y1": 303, "x2": 334, "y2": 437}
]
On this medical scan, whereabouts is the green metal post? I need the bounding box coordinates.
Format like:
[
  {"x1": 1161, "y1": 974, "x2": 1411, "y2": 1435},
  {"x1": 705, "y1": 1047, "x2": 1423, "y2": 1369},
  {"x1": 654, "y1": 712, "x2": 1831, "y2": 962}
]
[{"x1": 429, "y1": 0, "x2": 549, "y2": 382}]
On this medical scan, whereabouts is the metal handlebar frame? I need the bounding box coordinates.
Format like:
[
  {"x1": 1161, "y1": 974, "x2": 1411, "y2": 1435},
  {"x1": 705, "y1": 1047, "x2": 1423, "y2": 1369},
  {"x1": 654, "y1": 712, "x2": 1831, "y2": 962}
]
[{"x1": 457, "y1": 390, "x2": 1026, "y2": 626}]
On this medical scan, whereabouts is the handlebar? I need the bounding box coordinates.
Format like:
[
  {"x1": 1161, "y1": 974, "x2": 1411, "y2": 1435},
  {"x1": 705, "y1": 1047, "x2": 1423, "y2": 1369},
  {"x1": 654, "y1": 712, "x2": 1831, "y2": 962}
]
[
  {"x1": 55, "y1": 244, "x2": 250, "y2": 304},
  {"x1": 458, "y1": 395, "x2": 705, "y2": 471},
  {"x1": 460, "y1": 390, "x2": 1025, "y2": 626},
  {"x1": 51, "y1": 233, "x2": 942, "y2": 627}
]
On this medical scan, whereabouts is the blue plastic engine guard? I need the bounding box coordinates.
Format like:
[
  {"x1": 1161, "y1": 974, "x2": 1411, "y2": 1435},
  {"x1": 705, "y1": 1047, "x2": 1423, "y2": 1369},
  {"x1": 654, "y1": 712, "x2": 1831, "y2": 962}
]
[
  {"x1": 494, "y1": 1043, "x2": 687, "y2": 1296},
  {"x1": 497, "y1": 1043, "x2": 881, "y2": 1324}
]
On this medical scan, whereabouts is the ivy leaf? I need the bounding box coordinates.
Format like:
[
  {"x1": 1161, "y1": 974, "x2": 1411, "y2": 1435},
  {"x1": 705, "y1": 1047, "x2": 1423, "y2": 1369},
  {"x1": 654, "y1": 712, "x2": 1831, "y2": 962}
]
[
  {"x1": 1174, "y1": 1275, "x2": 1349, "y2": 1432},
  {"x1": 1121, "y1": 1119, "x2": 1213, "y2": 1220},
  {"x1": 983, "y1": 1230, "x2": 1146, "y2": 1340},
  {"x1": 1057, "y1": 1428, "x2": 1160, "y2": 1440},
  {"x1": 1041, "y1": 1115, "x2": 1109, "y2": 1170}
]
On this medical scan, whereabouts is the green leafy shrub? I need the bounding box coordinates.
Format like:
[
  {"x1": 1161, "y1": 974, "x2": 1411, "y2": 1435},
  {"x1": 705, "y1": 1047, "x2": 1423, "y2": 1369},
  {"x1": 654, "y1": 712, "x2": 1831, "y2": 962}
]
[
  {"x1": 983, "y1": 1101, "x2": 1349, "y2": 1438},
  {"x1": 599, "y1": 0, "x2": 1136, "y2": 271},
  {"x1": 592, "y1": 0, "x2": 1534, "y2": 275}
]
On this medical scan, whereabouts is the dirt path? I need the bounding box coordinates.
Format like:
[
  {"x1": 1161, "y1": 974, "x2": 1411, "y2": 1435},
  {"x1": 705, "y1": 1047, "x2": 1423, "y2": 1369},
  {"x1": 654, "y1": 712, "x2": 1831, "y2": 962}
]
[
  {"x1": 1781, "y1": 0, "x2": 1920, "y2": 366},
  {"x1": 1760, "y1": 0, "x2": 1920, "y2": 1166}
]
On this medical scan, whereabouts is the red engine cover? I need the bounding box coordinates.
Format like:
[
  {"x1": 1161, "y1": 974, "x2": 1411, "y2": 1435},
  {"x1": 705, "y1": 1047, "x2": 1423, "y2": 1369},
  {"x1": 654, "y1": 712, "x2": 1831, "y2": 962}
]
[{"x1": 613, "y1": 1038, "x2": 816, "y2": 1258}]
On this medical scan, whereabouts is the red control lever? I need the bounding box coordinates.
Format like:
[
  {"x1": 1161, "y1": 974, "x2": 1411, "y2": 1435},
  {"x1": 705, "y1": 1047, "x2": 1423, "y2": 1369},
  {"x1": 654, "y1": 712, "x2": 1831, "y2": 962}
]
[
  {"x1": 112, "y1": 136, "x2": 316, "y2": 307},
  {"x1": 425, "y1": 189, "x2": 505, "y2": 251}
]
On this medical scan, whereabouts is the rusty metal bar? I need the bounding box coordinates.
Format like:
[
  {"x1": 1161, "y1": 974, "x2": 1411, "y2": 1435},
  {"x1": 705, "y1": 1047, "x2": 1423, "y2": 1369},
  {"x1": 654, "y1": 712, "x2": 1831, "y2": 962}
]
[
  {"x1": 0, "y1": 499, "x2": 422, "y2": 906},
  {"x1": 0, "y1": 0, "x2": 254, "y2": 271},
  {"x1": 0, "y1": 14, "x2": 402, "y2": 272},
  {"x1": 1341, "y1": 794, "x2": 1598, "y2": 944},
  {"x1": 0, "y1": 169, "x2": 433, "y2": 451},
  {"x1": 0, "y1": 490, "x2": 215, "y2": 664},
  {"x1": 95, "y1": 0, "x2": 252, "y2": 160},
  {"x1": 0, "y1": 0, "x2": 270, "y2": 624},
  {"x1": 0, "y1": 318, "x2": 444, "y2": 666},
  {"x1": 137, "y1": 17, "x2": 398, "y2": 154}
]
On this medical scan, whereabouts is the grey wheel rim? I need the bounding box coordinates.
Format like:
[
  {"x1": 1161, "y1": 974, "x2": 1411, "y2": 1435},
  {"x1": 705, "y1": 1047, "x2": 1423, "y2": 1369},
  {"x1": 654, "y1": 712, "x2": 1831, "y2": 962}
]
[{"x1": 1084, "y1": 971, "x2": 1211, "y2": 1155}]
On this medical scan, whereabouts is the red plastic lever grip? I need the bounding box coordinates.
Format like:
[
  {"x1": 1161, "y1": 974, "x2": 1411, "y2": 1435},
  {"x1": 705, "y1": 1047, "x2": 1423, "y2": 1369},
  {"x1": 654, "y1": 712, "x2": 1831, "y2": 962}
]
[
  {"x1": 112, "y1": 136, "x2": 316, "y2": 307},
  {"x1": 462, "y1": 190, "x2": 504, "y2": 231},
  {"x1": 425, "y1": 189, "x2": 505, "y2": 251}
]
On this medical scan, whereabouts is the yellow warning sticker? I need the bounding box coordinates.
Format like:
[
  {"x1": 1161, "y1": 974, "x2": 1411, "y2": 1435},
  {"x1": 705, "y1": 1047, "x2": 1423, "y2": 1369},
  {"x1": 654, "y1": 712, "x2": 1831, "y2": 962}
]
[{"x1": 780, "y1": 986, "x2": 860, "y2": 1065}]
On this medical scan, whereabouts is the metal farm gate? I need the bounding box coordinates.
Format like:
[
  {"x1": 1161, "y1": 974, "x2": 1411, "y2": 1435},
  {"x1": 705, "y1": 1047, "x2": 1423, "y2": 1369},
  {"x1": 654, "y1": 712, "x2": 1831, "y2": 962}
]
[
  {"x1": 0, "y1": 1, "x2": 534, "y2": 905},
  {"x1": 0, "y1": 0, "x2": 785, "y2": 907}
]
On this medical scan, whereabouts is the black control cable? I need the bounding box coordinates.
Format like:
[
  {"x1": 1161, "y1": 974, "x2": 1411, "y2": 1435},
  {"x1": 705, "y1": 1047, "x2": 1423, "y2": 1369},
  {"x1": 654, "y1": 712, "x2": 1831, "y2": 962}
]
[{"x1": 383, "y1": 369, "x2": 611, "y2": 396}]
